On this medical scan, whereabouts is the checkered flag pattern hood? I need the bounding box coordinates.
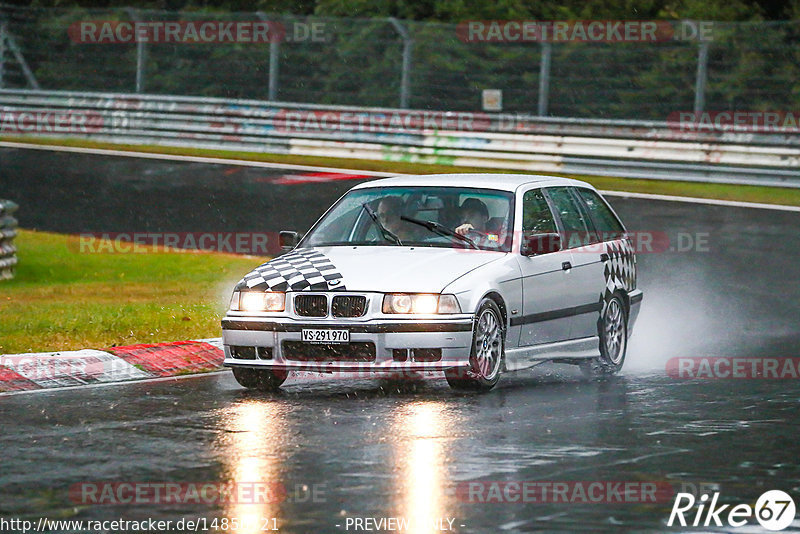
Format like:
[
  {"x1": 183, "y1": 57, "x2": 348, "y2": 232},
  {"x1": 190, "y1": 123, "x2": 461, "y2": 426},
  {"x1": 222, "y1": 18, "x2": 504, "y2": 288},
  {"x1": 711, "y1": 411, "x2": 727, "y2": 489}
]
[{"x1": 237, "y1": 248, "x2": 346, "y2": 292}]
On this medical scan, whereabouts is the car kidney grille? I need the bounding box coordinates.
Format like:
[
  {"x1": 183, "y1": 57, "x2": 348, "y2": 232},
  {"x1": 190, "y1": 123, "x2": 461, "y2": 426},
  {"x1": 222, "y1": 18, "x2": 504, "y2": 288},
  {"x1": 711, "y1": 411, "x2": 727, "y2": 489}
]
[
  {"x1": 331, "y1": 295, "x2": 367, "y2": 318},
  {"x1": 282, "y1": 341, "x2": 376, "y2": 362},
  {"x1": 295, "y1": 294, "x2": 328, "y2": 317}
]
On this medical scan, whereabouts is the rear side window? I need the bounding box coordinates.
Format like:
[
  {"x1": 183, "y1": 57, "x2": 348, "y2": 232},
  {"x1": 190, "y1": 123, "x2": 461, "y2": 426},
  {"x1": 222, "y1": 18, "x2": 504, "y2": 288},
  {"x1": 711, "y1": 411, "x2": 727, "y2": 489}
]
[
  {"x1": 576, "y1": 188, "x2": 625, "y2": 240},
  {"x1": 521, "y1": 189, "x2": 557, "y2": 235},
  {"x1": 546, "y1": 187, "x2": 589, "y2": 233},
  {"x1": 545, "y1": 187, "x2": 596, "y2": 248}
]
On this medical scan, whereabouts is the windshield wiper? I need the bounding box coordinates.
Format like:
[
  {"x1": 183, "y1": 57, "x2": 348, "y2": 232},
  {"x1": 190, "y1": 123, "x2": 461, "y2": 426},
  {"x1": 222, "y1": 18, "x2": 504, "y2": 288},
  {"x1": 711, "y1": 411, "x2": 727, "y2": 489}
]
[
  {"x1": 361, "y1": 203, "x2": 403, "y2": 245},
  {"x1": 400, "y1": 215, "x2": 479, "y2": 249}
]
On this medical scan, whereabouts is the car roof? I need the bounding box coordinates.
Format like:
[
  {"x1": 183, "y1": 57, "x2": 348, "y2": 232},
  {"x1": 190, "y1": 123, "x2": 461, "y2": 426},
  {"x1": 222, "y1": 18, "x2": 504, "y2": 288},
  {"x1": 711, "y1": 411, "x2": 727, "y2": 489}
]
[{"x1": 351, "y1": 173, "x2": 595, "y2": 193}]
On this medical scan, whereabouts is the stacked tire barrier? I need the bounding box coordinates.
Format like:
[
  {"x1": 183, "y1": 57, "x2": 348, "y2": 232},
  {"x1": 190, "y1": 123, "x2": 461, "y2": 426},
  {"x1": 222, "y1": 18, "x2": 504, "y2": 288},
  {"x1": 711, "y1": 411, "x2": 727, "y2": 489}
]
[
  {"x1": 0, "y1": 89, "x2": 799, "y2": 187},
  {"x1": 0, "y1": 200, "x2": 18, "y2": 280}
]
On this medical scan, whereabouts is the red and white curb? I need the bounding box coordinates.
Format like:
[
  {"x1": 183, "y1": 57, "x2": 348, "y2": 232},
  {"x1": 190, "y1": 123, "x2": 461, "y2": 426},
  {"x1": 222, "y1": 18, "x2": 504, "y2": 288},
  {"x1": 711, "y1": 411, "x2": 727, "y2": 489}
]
[{"x1": 0, "y1": 338, "x2": 224, "y2": 394}]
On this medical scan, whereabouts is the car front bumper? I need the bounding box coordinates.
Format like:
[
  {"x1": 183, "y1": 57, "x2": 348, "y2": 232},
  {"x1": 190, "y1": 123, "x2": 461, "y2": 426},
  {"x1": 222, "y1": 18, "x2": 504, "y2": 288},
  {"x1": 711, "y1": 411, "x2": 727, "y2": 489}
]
[{"x1": 221, "y1": 316, "x2": 475, "y2": 374}]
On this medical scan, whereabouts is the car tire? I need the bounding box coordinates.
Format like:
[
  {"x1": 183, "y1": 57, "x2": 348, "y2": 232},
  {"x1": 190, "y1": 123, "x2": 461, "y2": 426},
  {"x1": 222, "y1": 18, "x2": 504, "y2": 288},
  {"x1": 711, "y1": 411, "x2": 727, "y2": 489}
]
[
  {"x1": 231, "y1": 367, "x2": 287, "y2": 391},
  {"x1": 445, "y1": 298, "x2": 504, "y2": 391},
  {"x1": 581, "y1": 294, "x2": 628, "y2": 378}
]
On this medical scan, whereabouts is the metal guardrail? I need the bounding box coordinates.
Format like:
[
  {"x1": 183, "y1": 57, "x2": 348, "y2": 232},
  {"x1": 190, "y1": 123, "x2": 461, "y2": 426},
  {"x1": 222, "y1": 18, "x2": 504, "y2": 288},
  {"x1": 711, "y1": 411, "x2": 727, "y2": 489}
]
[
  {"x1": 0, "y1": 199, "x2": 18, "y2": 280},
  {"x1": 1, "y1": 89, "x2": 799, "y2": 188}
]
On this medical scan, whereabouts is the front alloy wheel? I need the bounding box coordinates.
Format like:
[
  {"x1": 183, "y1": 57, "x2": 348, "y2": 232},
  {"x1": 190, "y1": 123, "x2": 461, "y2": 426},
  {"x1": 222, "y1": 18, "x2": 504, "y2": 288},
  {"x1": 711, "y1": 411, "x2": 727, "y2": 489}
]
[{"x1": 446, "y1": 298, "x2": 504, "y2": 391}]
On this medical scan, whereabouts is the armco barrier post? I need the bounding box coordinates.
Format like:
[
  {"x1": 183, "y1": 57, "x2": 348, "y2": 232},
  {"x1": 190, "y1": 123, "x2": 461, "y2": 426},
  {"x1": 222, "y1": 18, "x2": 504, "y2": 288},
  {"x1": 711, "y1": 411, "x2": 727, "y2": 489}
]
[
  {"x1": 538, "y1": 42, "x2": 551, "y2": 117},
  {"x1": 257, "y1": 12, "x2": 280, "y2": 101},
  {"x1": 694, "y1": 40, "x2": 709, "y2": 115},
  {"x1": 388, "y1": 17, "x2": 413, "y2": 109},
  {"x1": 126, "y1": 8, "x2": 146, "y2": 93},
  {"x1": 0, "y1": 20, "x2": 6, "y2": 89},
  {"x1": 0, "y1": 199, "x2": 18, "y2": 280}
]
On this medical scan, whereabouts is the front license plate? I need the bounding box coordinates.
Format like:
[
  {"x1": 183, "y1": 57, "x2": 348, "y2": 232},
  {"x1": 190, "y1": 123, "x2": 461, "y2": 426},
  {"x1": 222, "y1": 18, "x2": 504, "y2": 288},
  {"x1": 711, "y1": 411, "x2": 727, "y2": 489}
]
[{"x1": 301, "y1": 329, "x2": 350, "y2": 344}]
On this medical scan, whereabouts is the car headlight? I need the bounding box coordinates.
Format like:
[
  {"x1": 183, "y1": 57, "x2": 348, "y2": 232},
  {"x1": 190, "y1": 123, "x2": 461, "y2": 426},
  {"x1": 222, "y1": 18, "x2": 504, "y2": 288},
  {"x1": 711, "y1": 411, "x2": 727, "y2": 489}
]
[
  {"x1": 382, "y1": 293, "x2": 461, "y2": 314},
  {"x1": 230, "y1": 291, "x2": 285, "y2": 312}
]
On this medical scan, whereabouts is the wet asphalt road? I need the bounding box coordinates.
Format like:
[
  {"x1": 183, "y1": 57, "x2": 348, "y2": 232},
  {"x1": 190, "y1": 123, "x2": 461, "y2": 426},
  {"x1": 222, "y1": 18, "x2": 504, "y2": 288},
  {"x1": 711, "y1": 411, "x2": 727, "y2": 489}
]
[
  {"x1": 0, "y1": 148, "x2": 363, "y2": 235},
  {"x1": 2, "y1": 147, "x2": 800, "y2": 533}
]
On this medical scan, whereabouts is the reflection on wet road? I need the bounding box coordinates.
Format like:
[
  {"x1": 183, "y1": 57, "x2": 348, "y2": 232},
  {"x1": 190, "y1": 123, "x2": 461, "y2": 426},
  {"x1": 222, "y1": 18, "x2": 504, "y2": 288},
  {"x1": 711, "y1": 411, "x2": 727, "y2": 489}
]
[
  {"x1": 220, "y1": 401, "x2": 287, "y2": 534},
  {"x1": 391, "y1": 402, "x2": 454, "y2": 533},
  {"x1": 2, "y1": 370, "x2": 799, "y2": 532}
]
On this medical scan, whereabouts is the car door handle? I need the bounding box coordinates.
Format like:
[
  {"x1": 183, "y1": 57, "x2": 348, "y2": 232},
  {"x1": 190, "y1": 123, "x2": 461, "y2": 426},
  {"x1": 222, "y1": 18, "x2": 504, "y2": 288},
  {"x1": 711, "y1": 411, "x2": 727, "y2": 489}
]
[
  {"x1": 562, "y1": 261, "x2": 572, "y2": 271},
  {"x1": 600, "y1": 253, "x2": 609, "y2": 262}
]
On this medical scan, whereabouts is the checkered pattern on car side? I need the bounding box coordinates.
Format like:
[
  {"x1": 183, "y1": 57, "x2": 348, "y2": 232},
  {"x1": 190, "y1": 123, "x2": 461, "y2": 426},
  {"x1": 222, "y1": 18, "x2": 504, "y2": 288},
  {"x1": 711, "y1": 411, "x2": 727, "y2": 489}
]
[
  {"x1": 601, "y1": 237, "x2": 636, "y2": 313},
  {"x1": 239, "y1": 248, "x2": 346, "y2": 292}
]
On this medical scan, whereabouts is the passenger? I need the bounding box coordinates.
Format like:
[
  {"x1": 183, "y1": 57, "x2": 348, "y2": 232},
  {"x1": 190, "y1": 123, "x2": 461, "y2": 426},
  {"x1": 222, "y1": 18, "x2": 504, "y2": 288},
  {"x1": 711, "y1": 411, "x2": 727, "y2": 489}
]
[
  {"x1": 455, "y1": 198, "x2": 490, "y2": 236},
  {"x1": 455, "y1": 198, "x2": 505, "y2": 249}
]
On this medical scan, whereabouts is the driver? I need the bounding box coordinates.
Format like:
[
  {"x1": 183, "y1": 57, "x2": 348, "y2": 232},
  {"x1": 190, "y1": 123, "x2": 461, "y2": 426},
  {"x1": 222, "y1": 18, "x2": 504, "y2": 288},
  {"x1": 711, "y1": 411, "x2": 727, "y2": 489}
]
[{"x1": 377, "y1": 196, "x2": 417, "y2": 241}]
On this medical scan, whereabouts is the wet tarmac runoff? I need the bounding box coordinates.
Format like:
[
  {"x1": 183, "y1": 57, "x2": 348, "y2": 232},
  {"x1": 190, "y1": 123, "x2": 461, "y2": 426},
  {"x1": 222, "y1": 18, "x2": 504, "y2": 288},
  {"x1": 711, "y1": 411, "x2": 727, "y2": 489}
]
[{"x1": 1, "y1": 145, "x2": 800, "y2": 533}]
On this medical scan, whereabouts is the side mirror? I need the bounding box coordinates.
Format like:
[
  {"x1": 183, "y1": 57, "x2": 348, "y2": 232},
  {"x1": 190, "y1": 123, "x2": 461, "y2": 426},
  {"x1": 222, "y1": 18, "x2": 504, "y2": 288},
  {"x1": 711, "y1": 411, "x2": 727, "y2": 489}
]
[
  {"x1": 522, "y1": 233, "x2": 561, "y2": 256},
  {"x1": 279, "y1": 230, "x2": 300, "y2": 251}
]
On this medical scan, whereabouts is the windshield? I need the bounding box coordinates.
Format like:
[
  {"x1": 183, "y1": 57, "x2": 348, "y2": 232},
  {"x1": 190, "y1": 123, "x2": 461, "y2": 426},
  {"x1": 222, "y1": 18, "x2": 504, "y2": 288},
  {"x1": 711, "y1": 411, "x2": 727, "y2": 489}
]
[{"x1": 301, "y1": 186, "x2": 514, "y2": 252}]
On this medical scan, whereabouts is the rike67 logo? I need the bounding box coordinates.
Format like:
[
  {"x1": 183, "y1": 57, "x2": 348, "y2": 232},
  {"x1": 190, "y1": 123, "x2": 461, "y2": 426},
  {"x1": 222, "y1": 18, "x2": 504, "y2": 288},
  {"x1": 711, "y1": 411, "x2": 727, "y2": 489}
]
[{"x1": 668, "y1": 490, "x2": 796, "y2": 530}]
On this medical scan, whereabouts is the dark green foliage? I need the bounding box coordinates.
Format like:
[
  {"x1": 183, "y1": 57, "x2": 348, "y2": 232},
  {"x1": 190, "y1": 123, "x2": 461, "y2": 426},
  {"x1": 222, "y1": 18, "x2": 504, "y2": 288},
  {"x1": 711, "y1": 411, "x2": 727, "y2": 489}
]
[{"x1": 1, "y1": 2, "x2": 797, "y2": 119}]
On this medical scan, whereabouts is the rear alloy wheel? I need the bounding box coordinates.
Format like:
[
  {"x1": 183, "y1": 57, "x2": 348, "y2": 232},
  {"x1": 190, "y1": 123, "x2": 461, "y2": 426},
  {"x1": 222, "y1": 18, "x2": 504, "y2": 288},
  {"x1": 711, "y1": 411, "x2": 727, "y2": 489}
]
[
  {"x1": 581, "y1": 295, "x2": 627, "y2": 378},
  {"x1": 446, "y1": 299, "x2": 504, "y2": 391},
  {"x1": 231, "y1": 367, "x2": 287, "y2": 391}
]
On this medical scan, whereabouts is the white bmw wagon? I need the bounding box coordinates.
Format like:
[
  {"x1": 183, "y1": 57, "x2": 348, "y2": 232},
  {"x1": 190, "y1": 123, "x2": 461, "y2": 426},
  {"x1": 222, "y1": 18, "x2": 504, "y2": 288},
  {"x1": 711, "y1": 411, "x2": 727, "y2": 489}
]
[{"x1": 222, "y1": 174, "x2": 642, "y2": 391}]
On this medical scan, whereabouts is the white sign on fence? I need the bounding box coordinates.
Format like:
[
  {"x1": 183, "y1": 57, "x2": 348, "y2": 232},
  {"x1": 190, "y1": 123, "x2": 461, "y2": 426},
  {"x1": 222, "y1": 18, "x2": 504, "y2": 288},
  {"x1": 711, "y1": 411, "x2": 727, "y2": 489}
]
[{"x1": 482, "y1": 89, "x2": 502, "y2": 112}]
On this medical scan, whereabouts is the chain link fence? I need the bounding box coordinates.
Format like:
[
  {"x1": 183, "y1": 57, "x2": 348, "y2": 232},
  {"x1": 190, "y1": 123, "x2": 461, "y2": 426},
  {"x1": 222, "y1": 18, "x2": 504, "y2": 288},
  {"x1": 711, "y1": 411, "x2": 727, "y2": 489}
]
[{"x1": 0, "y1": 4, "x2": 798, "y2": 120}]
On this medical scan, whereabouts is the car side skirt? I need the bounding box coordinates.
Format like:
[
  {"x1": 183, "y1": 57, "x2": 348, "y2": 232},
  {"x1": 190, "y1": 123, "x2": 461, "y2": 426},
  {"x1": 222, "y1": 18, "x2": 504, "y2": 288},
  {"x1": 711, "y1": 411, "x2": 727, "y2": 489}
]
[{"x1": 505, "y1": 336, "x2": 600, "y2": 371}]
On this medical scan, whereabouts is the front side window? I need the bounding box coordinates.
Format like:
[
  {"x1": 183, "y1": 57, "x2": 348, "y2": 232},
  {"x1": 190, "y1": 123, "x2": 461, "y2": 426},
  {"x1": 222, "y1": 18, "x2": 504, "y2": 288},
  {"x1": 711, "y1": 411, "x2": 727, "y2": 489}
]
[
  {"x1": 301, "y1": 186, "x2": 514, "y2": 252},
  {"x1": 576, "y1": 188, "x2": 625, "y2": 240},
  {"x1": 521, "y1": 188, "x2": 557, "y2": 235}
]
